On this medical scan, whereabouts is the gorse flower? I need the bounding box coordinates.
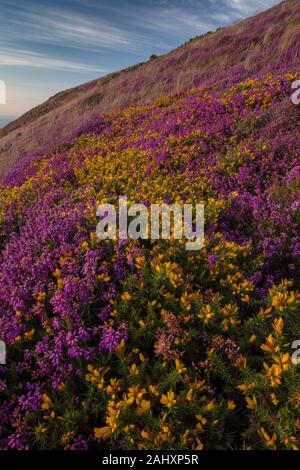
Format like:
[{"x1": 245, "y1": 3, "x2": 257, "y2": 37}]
[
  {"x1": 41, "y1": 394, "x2": 53, "y2": 411},
  {"x1": 160, "y1": 391, "x2": 177, "y2": 409},
  {"x1": 258, "y1": 427, "x2": 277, "y2": 450},
  {"x1": 245, "y1": 395, "x2": 257, "y2": 410}
]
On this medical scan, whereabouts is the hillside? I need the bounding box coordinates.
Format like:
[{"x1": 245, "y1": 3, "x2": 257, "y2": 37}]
[
  {"x1": 0, "y1": 0, "x2": 299, "y2": 176},
  {"x1": 0, "y1": 0, "x2": 300, "y2": 451},
  {"x1": 0, "y1": 52, "x2": 300, "y2": 453}
]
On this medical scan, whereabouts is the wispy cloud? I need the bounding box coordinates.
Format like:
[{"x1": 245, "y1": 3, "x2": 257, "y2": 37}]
[
  {"x1": 222, "y1": 0, "x2": 277, "y2": 16},
  {"x1": 0, "y1": 2, "x2": 169, "y2": 53},
  {"x1": 0, "y1": 47, "x2": 106, "y2": 73}
]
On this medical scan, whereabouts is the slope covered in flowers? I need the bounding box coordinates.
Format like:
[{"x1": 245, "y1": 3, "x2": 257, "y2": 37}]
[{"x1": 0, "y1": 69, "x2": 300, "y2": 450}]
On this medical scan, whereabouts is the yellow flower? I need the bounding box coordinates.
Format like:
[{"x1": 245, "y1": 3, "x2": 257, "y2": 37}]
[
  {"x1": 284, "y1": 436, "x2": 299, "y2": 451},
  {"x1": 53, "y1": 268, "x2": 61, "y2": 278},
  {"x1": 175, "y1": 359, "x2": 187, "y2": 374},
  {"x1": 249, "y1": 334, "x2": 257, "y2": 343},
  {"x1": 271, "y1": 393, "x2": 279, "y2": 406},
  {"x1": 273, "y1": 317, "x2": 284, "y2": 335},
  {"x1": 141, "y1": 430, "x2": 151, "y2": 440},
  {"x1": 263, "y1": 362, "x2": 282, "y2": 387},
  {"x1": 86, "y1": 365, "x2": 110, "y2": 390},
  {"x1": 196, "y1": 414, "x2": 207, "y2": 432},
  {"x1": 126, "y1": 385, "x2": 146, "y2": 405},
  {"x1": 37, "y1": 291, "x2": 46, "y2": 302},
  {"x1": 24, "y1": 328, "x2": 35, "y2": 339},
  {"x1": 94, "y1": 426, "x2": 112, "y2": 439},
  {"x1": 198, "y1": 304, "x2": 215, "y2": 324},
  {"x1": 235, "y1": 355, "x2": 247, "y2": 369},
  {"x1": 160, "y1": 391, "x2": 177, "y2": 409},
  {"x1": 272, "y1": 293, "x2": 286, "y2": 310},
  {"x1": 194, "y1": 440, "x2": 204, "y2": 450},
  {"x1": 258, "y1": 427, "x2": 277, "y2": 450},
  {"x1": 57, "y1": 382, "x2": 66, "y2": 391},
  {"x1": 161, "y1": 425, "x2": 170, "y2": 434},
  {"x1": 205, "y1": 400, "x2": 216, "y2": 412},
  {"x1": 135, "y1": 256, "x2": 146, "y2": 269},
  {"x1": 186, "y1": 388, "x2": 194, "y2": 402},
  {"x1": 272, "y1": 353, "x2": 291, "y2": 371},
  {"x1": 60, "y1": 431, "x2": 75, "y2": 446},
  {"x1": 106, "y1": 378, "x2": 121, "y2": 395},
  {"x1": 236, "y1": 382, "x2": 255, "y2": 394},
  {"x1": 139, "y1": 353, "x2": 146, "y2": 363},
  {"x1": 121, "y1": 292, "x2": 132, "y2": 301},
  {"x1": 258, "y1": 306, "x2": 273, "y2": 318},
  {"x1": 149, "y1": 385, "x2": 159, "y2": 396},
  {"x1": 35, "y1": 424, "x2": 47, "y2": 434},
  {"x1": 115, "y1": 338, "x2": 125, "y2": 353},
  {"x1": 129, "y1": 363, "x2": 139, "y2": 376},
  {"x1": 227, "y1": 400, "x2": 236, "y2": 410},
  {"x1": 105, "y1": 400, "x2": 122, "y2": 434},
  {"x1": 41, "y1": 394, "x2": 53, "y2": 410},
  {"x1": 80, "y1": 241, "x2": 89, "y2": 251},
  {"x1": 290, "y1": 390, "x2": 300, "y2": 405},
  {"x1": 98, "y1": 273, "x2": 110, "y2": 282},
  {"x1": 137, "y1": 399, "x2": 151, "y2": 415},
  {"x1": 245, "y1": 395, "x2": 257, "y2": 410},
  {"x1": 124, "y1": 424, "x2": 135, "y2": 433},
  {"x1": 260, "y1": 334, "x2": 279, "y2": 353}
]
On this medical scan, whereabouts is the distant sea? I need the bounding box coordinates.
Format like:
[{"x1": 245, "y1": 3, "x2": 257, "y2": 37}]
[{"x1": 0, "y1": 116, "x2": 17, "y2": 128}]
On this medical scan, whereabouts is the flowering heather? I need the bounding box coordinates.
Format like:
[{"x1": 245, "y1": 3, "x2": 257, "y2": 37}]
[{"x1": 0, "y1": 63, "x2": 299, "y2": 450}]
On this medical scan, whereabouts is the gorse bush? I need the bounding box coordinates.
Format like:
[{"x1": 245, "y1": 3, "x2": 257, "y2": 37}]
[{"x1": 0, "y1": 70, "x2": 299, "y2": 450}]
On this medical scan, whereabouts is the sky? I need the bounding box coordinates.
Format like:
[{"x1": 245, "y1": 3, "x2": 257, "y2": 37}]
[{"x1": 0, "y1": 0, "x2": 280, "y2": 126}]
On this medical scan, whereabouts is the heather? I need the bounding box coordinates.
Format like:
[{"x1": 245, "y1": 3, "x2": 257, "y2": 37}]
[{"x1": 0, "y1": 69, "x2": 299, "y2": 450}]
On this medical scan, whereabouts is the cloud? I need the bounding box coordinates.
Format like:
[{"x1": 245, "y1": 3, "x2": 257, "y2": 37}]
[
  {"x1": 102, "y1": 0, "x2": 279, "y2": 38},
  {"x1": 0, "y1": 47, "x2": 107, "y2": 73},
  {"x1": 0, "y1": 2, "x2": 167, "y2": 53},
  {"x1": 222, "y1": 0, "x2": 278, "y2": 16}
]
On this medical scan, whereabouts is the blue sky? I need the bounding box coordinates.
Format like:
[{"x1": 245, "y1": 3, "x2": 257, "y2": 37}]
[{"x1": 0, "y1": 0, "x2": 280, "y2": 125}]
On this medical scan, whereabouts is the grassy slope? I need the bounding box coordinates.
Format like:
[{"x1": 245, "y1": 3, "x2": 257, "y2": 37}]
[{"x1": 0, "y1": 0, "x2": 299, "y2": 176}]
